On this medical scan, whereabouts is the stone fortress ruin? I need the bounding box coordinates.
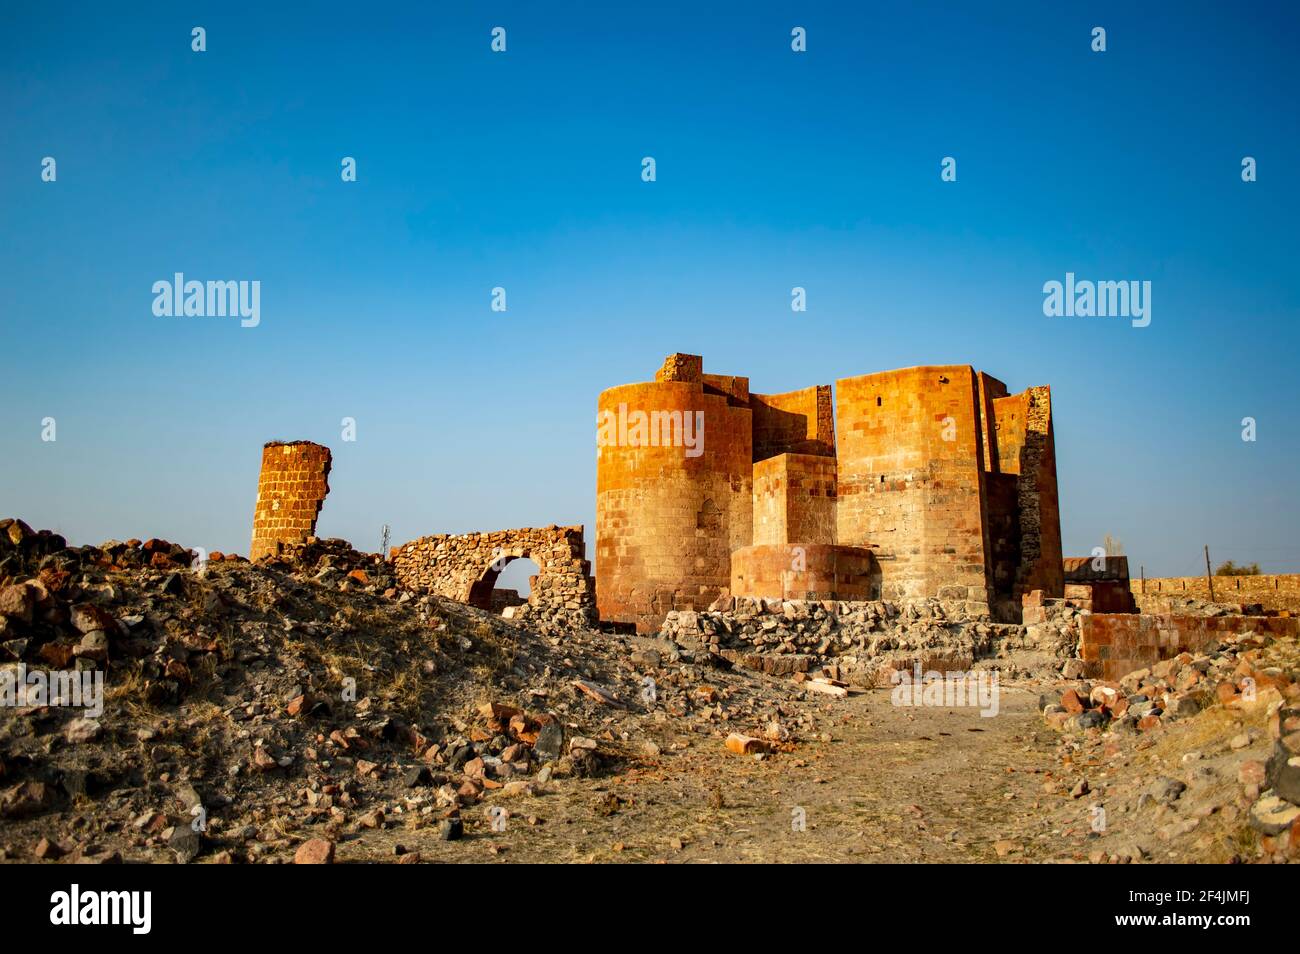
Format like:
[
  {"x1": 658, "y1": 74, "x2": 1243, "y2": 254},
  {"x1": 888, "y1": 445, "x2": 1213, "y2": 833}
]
[
  {"x1": 240, "y1": 351, "x2": 1299, "y2": 683},
  {"x1": 596, "y1": 353, "x2": 1064, "y2": 632},
  {"x1": 246, "y1": 353, "x2": 1068, "y2": 636}
]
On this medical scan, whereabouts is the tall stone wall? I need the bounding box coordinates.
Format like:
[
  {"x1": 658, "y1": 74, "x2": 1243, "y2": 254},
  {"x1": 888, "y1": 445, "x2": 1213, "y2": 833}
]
[
  {"x1": 751, "y1": 385, "x2": 835, "y2": 461},
  {"x1": 391, "y1": 525, "x2": 595, "y2": 616},
  {"x1": 835, "y1": 365, "x2": 991, "y2": 610},
  {"x1": 596, "y1": 357, "x2": 754, "y2": 632},
  {"x1": 1001, "y1": 386, "x2": 1063, "y2": 599},
  {"x1": 976, "y1": 372, "x2": 1009, "y2": 475},
  {"x1": 250, "y1": 441, "x2": 332, "y2": 561}
]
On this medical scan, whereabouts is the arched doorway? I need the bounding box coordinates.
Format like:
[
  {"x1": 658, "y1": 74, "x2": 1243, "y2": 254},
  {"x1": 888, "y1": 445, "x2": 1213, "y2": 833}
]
[{"x1": 467, "y1": 552, "x2": 542, "y2": 614}]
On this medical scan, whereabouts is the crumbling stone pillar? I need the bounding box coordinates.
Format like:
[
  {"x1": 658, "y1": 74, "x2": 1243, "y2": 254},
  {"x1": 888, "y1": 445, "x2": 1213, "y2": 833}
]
[{"x1": 250, "y1": 441, "x2": 332, "y2": 560}]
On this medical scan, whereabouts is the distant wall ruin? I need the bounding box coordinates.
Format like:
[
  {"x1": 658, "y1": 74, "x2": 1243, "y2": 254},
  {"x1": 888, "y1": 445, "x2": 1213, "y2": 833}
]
[
  {"x1": 1131, "y1": 573, "x2": 1300, "y2": 615},
  {"x1": 250, "y1": 441, "x2": 332, "y2": 561}
]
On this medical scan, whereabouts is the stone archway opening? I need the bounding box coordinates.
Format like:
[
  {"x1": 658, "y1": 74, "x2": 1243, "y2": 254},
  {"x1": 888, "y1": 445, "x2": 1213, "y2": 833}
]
[
  {"x1": 390, "y1": 526, "x2": 597, "y2": 623},
  {"x1": 469, "y1": 554, "x2": 540, "y2": 614}
]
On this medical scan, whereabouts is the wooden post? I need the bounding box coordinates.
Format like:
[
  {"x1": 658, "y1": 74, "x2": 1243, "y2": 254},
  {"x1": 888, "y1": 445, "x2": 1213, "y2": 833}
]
[
  {"x1": 1204, "y1": 545, "x2": 1216, "y2": 603},
  {"x1": 1140, "y1": 565, "x2": 1145, "y2": 595}
]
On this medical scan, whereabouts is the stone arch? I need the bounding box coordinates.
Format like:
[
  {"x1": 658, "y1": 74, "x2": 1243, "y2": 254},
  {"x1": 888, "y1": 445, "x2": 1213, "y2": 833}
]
[
  {"x1": 465, "y1": 548, "x2": 542, "y2": 609},
  {"x1": 391, "y1": 525, "x2": 596, "y2": 619}
]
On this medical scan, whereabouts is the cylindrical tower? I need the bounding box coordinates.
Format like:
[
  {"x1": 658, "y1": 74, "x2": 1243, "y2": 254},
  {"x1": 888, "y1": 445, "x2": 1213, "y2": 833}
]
[
  {"x1": 250, "y1": 441, "x2": 332, "y2": 560},
  {"x1": 596, "y1": 357, "x2": 752, "y2": 633}
]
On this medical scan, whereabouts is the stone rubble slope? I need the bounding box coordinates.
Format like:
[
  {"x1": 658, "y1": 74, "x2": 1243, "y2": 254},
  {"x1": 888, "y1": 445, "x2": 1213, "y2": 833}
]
[
  {"x1": 1036, "y1": 629, "x2": 1300, "y2": 863},
  {"x1": 0, "y1": 518, "x2": 835, "y2": 864}
]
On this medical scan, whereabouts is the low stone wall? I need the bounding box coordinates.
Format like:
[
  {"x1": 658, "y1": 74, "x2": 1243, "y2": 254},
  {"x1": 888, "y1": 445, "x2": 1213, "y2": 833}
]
[
  {"x1": 1080, "y1": 613, "x2": 1300, "y2": 680},
  {"x1": 1131, "y1": 574, "x2": 1300, "y2": 615},
  {"x1": 391, "y1": 526, "x2": 595, "y2": 618}
]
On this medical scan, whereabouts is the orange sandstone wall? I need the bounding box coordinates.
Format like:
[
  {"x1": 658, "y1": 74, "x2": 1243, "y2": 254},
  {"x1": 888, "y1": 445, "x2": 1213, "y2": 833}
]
[
  {"x1": 596, "y1": 377, "x2": 753, "y2": 632},
  {"x1": 250, "y1": 441, "x2": 332, "y2": 561},
  {"x1": 752, "y1": 453, "x2": 836, "y2": 547},
  {"x1": 976, "y1": 372, "x2": 1009, "y2": 475},
  {"x1": 1081, "y1": 614, "x2": 1299, "y2": 680},
  {"x1": 730, "y1": 543, "x2": 879, "y2": 601},
  {"x1": 835, "y1": 365, "x2": 990, "y2": 608},
  {"x1": 751, "y1": 385, "x2": 834, "y2": 461}
]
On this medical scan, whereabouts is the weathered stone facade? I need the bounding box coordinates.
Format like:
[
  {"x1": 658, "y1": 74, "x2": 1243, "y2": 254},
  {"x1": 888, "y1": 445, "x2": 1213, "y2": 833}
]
[
  {"x1": 730, "y1": 544, "x2": 879, "y2": 602},
  {"x1": 391, "y1": 526, "x2": 595, "y2": 619},
  {"x1": 597, "y1": 354, "x2": 1064, "y2": 632},
  {"x1": 250, "y1": 441, "x2": 332, "y2": 561}
]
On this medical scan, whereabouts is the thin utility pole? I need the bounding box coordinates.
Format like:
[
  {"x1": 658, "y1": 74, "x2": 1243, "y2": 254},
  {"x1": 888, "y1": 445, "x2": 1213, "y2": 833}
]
[{"x1": 1204, "y1": 545, "x2": 1215, "y2": 602}]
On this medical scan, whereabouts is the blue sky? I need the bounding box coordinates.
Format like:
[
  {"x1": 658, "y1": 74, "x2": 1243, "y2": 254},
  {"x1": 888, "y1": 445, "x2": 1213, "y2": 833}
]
[{"x1": 2, "y1": 1, "x2": 1297, "y2": 583}]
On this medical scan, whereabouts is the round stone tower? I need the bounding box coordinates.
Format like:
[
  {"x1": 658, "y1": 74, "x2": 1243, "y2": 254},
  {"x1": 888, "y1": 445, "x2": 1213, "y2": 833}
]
[{"x1": 596, "y1": 355, "x2": 752, "y2": 632}]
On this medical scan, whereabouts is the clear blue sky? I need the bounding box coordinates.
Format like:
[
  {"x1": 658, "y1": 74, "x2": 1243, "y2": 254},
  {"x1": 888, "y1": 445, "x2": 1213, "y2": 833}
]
[{"x1": 2, "y1": 1, "x2": 1297, "y2": 582}]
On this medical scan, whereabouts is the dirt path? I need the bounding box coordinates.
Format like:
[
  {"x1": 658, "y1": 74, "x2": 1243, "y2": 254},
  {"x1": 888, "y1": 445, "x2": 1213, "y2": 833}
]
[{"x1": 345, "y1": 679, "x2": 1065, "y2": 864}]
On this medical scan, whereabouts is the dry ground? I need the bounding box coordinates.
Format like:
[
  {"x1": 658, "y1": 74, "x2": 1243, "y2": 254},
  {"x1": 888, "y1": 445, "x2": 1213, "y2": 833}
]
[{"x1": 344, "y1": 682, "x2": 1073, "y2": 864}]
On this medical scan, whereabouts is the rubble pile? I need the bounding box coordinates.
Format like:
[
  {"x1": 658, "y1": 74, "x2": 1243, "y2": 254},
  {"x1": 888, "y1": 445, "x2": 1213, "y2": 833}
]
[
  {"x1": 1039, "y1": 630, "x2": 1300, "y2": 862},
  {"x1": 0, "y1": 518, "x2": 824, "y2": 864},
  {"x1": 267, "y1": 537, "x2": 397, "y2": 593},
  {"x1": 660, "y1": 596, "x2": 1036, "y2": 685}
]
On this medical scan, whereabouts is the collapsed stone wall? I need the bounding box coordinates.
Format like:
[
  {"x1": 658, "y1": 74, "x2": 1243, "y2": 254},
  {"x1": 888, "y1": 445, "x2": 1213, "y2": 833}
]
[
  {"x1": 250, "y1": 441, "x2": 332, "y2": 561},
  {"x1": 660, "y1": 596, "x2": 1034, "y2": 687},
  {"x1": 391, "y1": 526, "x2": 595, "y2": 620},
  {"x1": 1061, "y1": 555, "x2": 1138, "y2": 613}
]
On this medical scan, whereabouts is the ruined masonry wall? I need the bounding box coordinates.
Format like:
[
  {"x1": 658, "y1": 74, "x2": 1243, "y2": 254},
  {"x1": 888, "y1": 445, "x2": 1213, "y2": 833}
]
[
  {"x1": 250, "y1": 441, "x2": 332, "y2": 561},
  {"x1": 1131, "y1": 574, "x2": 1300, "y2": 615},
  {"x1": 1080, "y1": 613, "x2": 1299, "y2": 680},
  {"x1": 391, "y1": 526, "x2": 595, "y2": 615}
]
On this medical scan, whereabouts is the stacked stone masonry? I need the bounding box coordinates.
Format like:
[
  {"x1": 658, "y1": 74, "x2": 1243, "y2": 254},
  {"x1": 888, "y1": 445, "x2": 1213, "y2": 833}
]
[
  {"x1": 250, "y1": 441, "x2": 332, "y2": 561},
  {"x1": 1130, "y1": 574, "x2": 1300, "y2": 616},
  {"x1": 391, "y1": 526, "x2": 596, "y2": 619},
  {"x1": 1080, "y1": 613, "x2": 1300, "y2": 680},
  {"x1": 1061, "y1": 555, "x2": 1139, "y2": 613},
  {"x1": 597, "y1": 354, "x2": 1064, "y2": 632}
]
